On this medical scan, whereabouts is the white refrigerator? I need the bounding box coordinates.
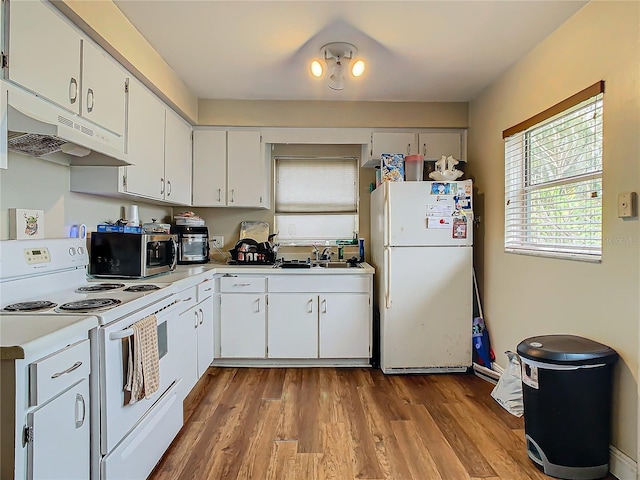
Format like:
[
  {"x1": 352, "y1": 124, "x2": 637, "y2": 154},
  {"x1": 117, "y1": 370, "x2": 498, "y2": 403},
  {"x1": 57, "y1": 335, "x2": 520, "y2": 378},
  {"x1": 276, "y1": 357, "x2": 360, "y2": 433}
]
[{"x1": 370, "y1": 179, "x2": 474, "y2": 373}]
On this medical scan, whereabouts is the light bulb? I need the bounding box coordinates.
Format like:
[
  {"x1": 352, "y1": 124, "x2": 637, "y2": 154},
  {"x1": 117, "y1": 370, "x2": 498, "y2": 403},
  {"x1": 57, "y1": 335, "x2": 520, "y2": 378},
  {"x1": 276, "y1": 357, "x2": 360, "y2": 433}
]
[
  {"x1": 310, "y1": 60, "x2": 323, "y2": 78},
  {"x1": 351, "y1": 59, "x2": 365, "y2": 77}
]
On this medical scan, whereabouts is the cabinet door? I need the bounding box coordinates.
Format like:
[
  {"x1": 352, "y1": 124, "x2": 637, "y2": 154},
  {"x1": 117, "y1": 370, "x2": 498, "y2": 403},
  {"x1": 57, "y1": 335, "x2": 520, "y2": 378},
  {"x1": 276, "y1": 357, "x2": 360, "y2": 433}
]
[
  {"x1": 220, "y1": 294, "x2": 266, "y2": 358},
  {"x1": 319, "y1": 293, "x2": 370, "y2": 358},
  {"x1": 9, "y1": 0, "x2": 81, "y2": 114},
  {"x1": 164, "y1": 109, "x2": 193, "y2": 205},
  {"x1": 268, "y1": 294, "x2": 318, "y2": 358},
  {"x1": 124, "y1": 79, "x2": 166, "y2": 199},
  {"x1": 81, "y1": 40, "x2": 127, "y2": 135},
  {"x1": 192, "y1": 130, "x2": 227, "y2": 206},
  {"x1": 27, "y1": 379, "x2": 89, "y2": 480},
  {"x1": 196, "y1": 296, "x2": 215, "y2": 377},
  {"x1": 177, "y1": 306, "x2": 199, "y2": 395},
  {"x1": 418, "y1": 131, "x2": 465, "y2": 161},
  {"x1": 371, "y1": 132, "x2": 416, "y2": 159},
  {"x1": 227, "y1": 131, "x2": 267, "y2": 207}
]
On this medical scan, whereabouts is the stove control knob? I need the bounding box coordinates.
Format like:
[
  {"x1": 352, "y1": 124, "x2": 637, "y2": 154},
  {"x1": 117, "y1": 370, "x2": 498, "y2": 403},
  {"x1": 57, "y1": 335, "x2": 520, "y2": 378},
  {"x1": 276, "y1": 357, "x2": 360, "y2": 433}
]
[
  {"x1": 69, "y1": 247, "x2": 76, "y2": 256},
  {"x1": 77, "y1": 247, "x2": 85, "y2": 255}
]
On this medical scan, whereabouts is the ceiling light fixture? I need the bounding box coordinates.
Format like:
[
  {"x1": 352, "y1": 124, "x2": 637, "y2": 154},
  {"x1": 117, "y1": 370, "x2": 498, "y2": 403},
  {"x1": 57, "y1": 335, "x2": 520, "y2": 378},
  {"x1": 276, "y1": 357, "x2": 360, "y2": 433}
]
[{"x1": 311, "y1": 42, "x2": 365, "y2": 90}]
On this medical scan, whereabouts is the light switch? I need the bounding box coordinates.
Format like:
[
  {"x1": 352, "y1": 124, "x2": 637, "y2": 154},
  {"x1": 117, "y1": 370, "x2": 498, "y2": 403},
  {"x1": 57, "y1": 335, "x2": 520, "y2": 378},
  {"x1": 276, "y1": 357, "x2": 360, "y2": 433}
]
[{"x1": 618, "y1": 192, "x2": 637, "y2": 218}]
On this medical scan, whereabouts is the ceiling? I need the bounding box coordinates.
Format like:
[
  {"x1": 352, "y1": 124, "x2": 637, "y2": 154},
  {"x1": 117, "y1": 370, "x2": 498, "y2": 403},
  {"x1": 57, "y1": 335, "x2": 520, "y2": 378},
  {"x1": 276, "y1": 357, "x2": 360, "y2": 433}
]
[{"x1": 113, "y1": 1, "x2": 588, "y2": 103}]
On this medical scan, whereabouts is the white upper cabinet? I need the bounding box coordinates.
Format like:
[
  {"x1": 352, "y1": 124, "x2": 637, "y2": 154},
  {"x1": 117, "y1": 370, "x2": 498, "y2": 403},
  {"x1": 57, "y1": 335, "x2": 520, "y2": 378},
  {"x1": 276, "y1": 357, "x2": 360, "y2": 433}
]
[
  {"x1": 418, "y1": 131, "x2": 466, "y2": 161},
  {"x1": 192, "y1": 130, "x2": 227, "y2": 206},
  {"x1": 193, "y1": 129, "x2": 269, "y2": 208},
  {"x1": 370, "y1": 132, "x2": 417, "y2": 159},
  {"x1": 81, "y1": 41, "x2": 127, "y2": 136},
  {"x1": 8, "y1": 0, "x2": 126, "y2": 135},
  {"x1": 164, "y1": 109, "x2": 193, "y2": 206},
  {"x1": 8, "y1": 0, "x2": 81, "y2": 111},
  {"x1": 124, "y1": 78, "x2": 166, "y2": 200},
  {"x1": 70, "y1": 79, "x2": 193, "y2": 206},
  {"x1": 227, "y1": 131, "x2": 267, "y2": 207}
]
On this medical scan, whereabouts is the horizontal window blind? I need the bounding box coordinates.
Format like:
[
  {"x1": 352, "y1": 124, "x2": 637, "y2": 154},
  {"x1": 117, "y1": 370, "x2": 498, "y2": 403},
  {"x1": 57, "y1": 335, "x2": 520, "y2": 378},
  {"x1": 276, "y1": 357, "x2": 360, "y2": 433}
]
[
  {"x1": 275, "y1": 158, "x2": 357, "y2": 212},
  {"x1": 505, "y1": 90, "x2": 603, "y2": 261},
  {"x1": 275, "y1": 157, "x2": 359, "y2": 243}
]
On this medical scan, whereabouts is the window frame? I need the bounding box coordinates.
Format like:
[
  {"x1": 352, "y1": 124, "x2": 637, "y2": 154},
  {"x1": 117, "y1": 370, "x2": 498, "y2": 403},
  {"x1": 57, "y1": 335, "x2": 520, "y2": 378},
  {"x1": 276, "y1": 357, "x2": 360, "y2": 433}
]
[{"x1": 503, "y1": 81, "x2": 604, "y2": 262}]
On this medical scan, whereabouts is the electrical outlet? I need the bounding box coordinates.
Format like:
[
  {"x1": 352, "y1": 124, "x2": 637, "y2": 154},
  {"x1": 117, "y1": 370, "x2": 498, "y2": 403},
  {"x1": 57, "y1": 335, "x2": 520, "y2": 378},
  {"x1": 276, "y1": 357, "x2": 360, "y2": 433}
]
[{"x1": 211, "y1": 235, "x2": 224, "y2": 248}]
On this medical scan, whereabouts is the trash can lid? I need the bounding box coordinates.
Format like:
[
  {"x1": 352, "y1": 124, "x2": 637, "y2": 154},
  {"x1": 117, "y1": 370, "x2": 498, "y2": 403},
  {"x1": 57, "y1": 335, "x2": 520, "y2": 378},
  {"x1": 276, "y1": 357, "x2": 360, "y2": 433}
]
[{"x1": 517, "y1": 334, "x2": 618, "y2": 366}]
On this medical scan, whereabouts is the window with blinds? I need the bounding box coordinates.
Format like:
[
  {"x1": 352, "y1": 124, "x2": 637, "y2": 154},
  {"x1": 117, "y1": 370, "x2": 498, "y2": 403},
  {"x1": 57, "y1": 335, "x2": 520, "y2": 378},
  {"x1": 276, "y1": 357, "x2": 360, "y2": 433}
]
[
  {"x1": 274, "y1": 157, "x2": 359, "y2": 244},
  {"x1": 504, "y1": 81, "x2": 604, "y2": 261}
]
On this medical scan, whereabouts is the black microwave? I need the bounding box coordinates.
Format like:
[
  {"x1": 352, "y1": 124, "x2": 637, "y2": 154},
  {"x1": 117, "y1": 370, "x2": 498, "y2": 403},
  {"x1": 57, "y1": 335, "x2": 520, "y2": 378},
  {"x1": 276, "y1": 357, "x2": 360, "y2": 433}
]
[{"x1": 89, "y1": 232, "x2": 178, "y2": 278}]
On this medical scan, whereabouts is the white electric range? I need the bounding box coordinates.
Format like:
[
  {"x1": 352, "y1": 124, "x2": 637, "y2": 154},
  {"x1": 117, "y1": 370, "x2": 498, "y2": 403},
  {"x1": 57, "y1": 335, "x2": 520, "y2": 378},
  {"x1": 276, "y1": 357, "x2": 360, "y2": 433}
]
[{"x1": 0, "y1": 238, "x2": 186, "y2": 480}]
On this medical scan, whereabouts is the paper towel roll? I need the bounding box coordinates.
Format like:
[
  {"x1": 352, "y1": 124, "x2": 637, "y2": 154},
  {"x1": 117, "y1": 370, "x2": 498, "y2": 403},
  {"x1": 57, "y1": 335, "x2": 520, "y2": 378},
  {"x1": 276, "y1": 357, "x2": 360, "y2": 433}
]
[{"x1": 129, "y1": 205, "x2": 140, "y2": 226}]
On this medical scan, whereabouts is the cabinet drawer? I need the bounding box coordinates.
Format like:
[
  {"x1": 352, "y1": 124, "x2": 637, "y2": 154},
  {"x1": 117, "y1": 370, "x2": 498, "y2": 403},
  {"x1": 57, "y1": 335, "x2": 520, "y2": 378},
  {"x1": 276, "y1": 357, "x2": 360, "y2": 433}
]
[
  {"x1": 29, "y1": 339, "x2": 90, "y2": 407},
  {"x1": 269, "y1": 275, "x2": 370, "y2": 293},
  {"x1": 176, "y1": 286, "x2": 198, "y2": 311},
  {"x1": 220, "y1": 276, "x2": 266, "y2": 293},
  {"x1": 197, "y1": 279, "x2": 215, "y2": 301}
]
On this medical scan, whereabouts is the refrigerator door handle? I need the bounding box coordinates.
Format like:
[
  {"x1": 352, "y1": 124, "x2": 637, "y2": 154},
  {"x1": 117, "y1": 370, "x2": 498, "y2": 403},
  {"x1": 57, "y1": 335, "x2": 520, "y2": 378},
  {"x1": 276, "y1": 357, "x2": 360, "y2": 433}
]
[
  {"x1": 384, "y1": 183, "x2": 390, "y2": 247},
  {"x1": 384, "y1": 248, "x2": 391, "y2": 309}
]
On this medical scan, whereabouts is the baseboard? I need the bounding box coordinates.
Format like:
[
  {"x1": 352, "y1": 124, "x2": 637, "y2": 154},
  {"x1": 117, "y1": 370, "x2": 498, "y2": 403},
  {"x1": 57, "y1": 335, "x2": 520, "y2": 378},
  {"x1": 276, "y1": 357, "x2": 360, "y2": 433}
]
[{"x1": 609, "y1": 445, "x2": 636, "y2": 480}]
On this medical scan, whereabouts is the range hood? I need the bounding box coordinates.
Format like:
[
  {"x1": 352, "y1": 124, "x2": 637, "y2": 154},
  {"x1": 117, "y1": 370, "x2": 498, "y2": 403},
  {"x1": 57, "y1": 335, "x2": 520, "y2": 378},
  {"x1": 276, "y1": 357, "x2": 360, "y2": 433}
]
[{"x1": 5, "y1": 83, "x2": 131, "y2": 167}]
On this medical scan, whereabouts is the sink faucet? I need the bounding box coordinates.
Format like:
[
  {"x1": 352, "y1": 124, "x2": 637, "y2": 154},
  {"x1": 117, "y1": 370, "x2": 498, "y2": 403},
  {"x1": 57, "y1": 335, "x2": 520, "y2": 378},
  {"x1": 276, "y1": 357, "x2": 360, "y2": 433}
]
[
  {"x1": 311, "y1": 244, "x2": 320, "y2": 261},
  {"x1": 311, "y1": 245, "x2": 333, "y2": 263},
  {"x1": 320, "y1": 247, "x2": 333, "y2": 261}
]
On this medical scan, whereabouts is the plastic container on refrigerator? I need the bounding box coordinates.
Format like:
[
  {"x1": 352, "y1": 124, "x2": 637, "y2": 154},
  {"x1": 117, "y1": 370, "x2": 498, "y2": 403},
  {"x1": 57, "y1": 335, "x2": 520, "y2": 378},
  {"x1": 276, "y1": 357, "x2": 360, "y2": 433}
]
[{"x1": 404, "y1": 154, "x2": 424, "y2": 181}]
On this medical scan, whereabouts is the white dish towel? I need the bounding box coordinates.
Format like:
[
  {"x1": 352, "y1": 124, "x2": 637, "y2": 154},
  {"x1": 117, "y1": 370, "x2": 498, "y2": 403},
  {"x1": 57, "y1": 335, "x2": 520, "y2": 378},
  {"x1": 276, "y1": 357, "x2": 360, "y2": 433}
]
[{"x1": 125, "y1": 314, "x2": 160, "y2": 403}]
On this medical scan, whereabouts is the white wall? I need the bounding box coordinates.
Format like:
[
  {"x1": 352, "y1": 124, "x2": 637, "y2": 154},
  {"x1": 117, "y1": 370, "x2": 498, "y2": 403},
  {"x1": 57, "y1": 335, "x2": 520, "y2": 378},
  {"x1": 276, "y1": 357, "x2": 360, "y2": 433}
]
[
  {"x1": 468, "y1": 0, "x2": 640, "y2": 463},
  {"x1": 0, "y1": 153, "x2": 171, "y2": 240}
]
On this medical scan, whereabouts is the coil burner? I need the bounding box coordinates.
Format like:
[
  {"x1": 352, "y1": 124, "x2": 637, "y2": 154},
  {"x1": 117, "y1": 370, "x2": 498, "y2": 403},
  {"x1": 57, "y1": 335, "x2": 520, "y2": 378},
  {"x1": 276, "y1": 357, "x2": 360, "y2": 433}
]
[
  {"x1": 3, "y1": 300, "x2": 57, "y2": 312},
  {"x1": 58, "y1": 298, "x2": 122, "y2": 313}
]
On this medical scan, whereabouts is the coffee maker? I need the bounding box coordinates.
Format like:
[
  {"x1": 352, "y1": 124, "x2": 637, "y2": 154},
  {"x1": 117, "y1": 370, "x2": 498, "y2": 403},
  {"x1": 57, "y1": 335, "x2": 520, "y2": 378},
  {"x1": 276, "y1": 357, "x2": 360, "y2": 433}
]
[{"x1": 171, "y1": 225, "x2": 210, "y2": 264}]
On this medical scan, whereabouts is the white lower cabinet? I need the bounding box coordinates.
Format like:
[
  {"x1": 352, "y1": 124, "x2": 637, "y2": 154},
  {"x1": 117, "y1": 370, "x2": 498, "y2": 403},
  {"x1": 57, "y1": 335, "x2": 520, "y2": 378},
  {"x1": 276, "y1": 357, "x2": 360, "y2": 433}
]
[
  {"x1": 319, "y1": 293, "x2": 370, "y2": 358},
  {"x1": 219, "y1": 276, "x2": 267, "y2": 358},
  {"x1": 196, "y1": 294, "x2": 215, "y2": 376},
  {"x1": 27, "y1": 379, "x2": 89, "y2": 480},
  {"x1": 216, "y1": 273, "x2": 372, "y2": 362},
  {"x1": 174, "y1": 282, "x2": 215, "y2": 396},
  {"x1": 268, "y1": 293, "x2": 318, "y2": 358},
  {"x1": 220, "y1": 293, "x2": 267, "y2": 358},
  {"x1": 267, "y1": 275, "x2": 372, "y2": 360},
  {"x1": 24, "y1": 339, "x2": 91, "y2": 480}
]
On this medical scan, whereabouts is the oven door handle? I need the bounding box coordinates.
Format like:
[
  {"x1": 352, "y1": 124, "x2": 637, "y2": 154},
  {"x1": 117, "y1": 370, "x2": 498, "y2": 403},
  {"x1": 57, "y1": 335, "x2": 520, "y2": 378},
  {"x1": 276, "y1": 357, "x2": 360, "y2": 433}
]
[{"x1": 109, "y1": 329, "x2": 134, "y2": 340}]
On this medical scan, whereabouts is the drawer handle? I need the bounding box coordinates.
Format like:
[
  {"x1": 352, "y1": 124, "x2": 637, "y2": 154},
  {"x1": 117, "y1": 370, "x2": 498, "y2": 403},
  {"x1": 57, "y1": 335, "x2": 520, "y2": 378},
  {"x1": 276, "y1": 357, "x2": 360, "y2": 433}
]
[
  {"x1": 183, "y1": 296, "x2": 193, "y2": 302},
  {"x1": 204, "y1": 287, "x2": 212, "y2": 292},
  {"x1": 75, "y1": 393, "x2": 86, "y2": 429},
  {"x1": 233, "y1": 283, "x2": 251, "y2": 287},
  {"x1": 51, "y1": 361, "x2": 82, "y2": 379}
]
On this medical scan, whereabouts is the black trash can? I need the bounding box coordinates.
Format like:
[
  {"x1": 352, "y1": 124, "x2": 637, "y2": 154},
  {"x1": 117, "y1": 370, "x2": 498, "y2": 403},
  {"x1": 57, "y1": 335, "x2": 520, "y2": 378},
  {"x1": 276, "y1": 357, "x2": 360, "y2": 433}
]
[{"x1": 517, "y1": 335, "x2": 618, "y2": 480}]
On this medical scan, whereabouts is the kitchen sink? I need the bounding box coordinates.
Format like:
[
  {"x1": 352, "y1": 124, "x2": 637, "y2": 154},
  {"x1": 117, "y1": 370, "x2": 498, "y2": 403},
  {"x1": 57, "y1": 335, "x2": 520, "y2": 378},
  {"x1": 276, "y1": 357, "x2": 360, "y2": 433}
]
[{"x1": 312, "y1": 262, "x2": 362, "y2": 269}]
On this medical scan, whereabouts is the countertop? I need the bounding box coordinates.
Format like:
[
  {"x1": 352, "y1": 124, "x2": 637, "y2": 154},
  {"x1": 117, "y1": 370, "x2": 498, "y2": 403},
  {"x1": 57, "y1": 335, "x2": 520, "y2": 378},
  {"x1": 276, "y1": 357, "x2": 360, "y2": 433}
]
[
  {"x1": 1, "y1": 262, "x2": 374, "y2": 360},
  {"x1": 158, "y1": 261, "x2": 374, "y2": 290},
  {"x1": 0, "y1": 314, "x2": 99, "y2": 360}
]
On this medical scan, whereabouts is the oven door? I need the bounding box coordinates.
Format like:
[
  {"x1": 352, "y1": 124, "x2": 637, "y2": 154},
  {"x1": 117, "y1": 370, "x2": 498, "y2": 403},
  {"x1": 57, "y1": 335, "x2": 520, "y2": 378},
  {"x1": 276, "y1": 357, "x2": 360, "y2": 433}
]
[{"x1": 98, "y1": 296, "x2": 182, "y2": 454}]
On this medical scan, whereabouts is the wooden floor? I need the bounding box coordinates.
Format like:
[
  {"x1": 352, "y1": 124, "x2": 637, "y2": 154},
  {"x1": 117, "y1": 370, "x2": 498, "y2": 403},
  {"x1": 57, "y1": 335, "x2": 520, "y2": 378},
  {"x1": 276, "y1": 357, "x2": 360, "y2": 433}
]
[{"x1": 150, "y1": 367, "x2": 618, "y2": 480}]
